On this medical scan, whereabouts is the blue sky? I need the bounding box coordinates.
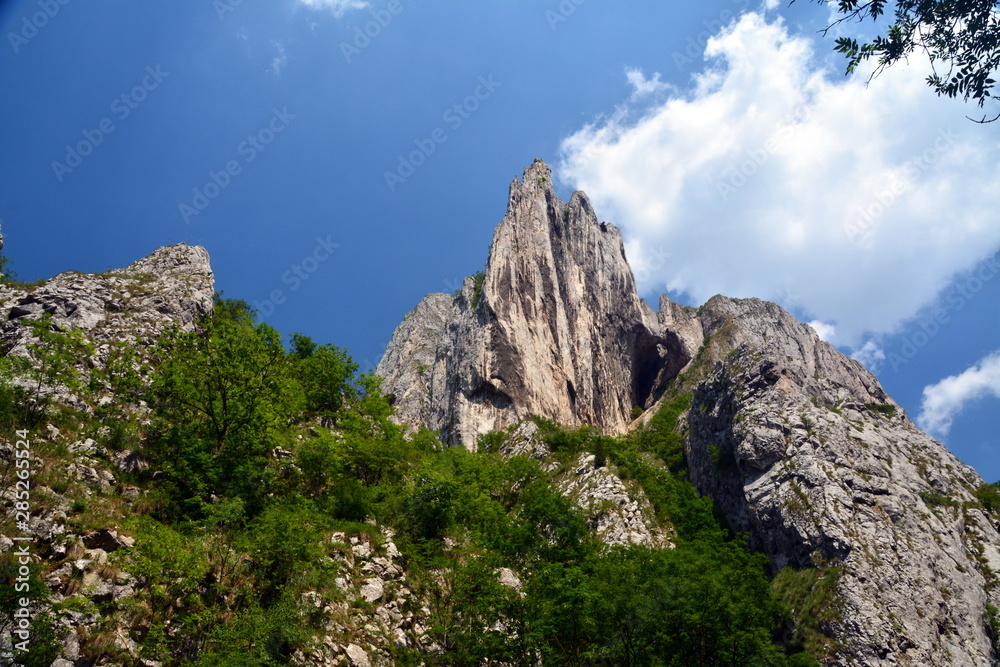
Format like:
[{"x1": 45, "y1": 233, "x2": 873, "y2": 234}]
[{"x1": 2, "y1": 0, "x2": 998, "y2": 481}]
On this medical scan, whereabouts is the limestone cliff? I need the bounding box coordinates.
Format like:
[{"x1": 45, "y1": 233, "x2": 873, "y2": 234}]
[
  {"x1": 377, "y1": 159, "x2": 673, "y2": 448},
  {"x1": 685, "y1": 295, "x2": 1000, "y2": 666},
  {"x1": 377, "y1": 160, "x2": 1000, "y2": 666},
  {"x1": 0, "y1": 243, "x2": 214, "y2": 406}
]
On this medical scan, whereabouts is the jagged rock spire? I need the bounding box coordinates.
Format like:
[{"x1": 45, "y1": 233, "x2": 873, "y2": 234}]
[
  {"x1": 377, "y1": 159, "x2": 671, "y2": 446},
  {"x1": 378, "y1": 159, "x2": 1000, "y2": 666}
]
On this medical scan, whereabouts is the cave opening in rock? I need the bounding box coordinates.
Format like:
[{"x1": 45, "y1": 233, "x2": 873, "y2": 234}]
[{"x1": 631, "y1": 330, "x2": 693, "y2": 412}]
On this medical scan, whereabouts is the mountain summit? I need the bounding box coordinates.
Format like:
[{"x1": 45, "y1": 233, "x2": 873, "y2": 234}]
[
  {"x1": 377, "y1": 158, "x2": 673, "y2": 447},
  {"x1": 378, "y1": 159, "x2": 1000, "y2": 666}
]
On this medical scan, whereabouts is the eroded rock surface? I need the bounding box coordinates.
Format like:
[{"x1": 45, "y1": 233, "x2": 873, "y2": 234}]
[
  {"x1": 684, "y1": 296, "x2": 1000, "y2": 666},
  {"x1": 377, "y1": 160, "x2": 1000, "y2": 666},
  {"x1": 377, "y1": 159, "x2": 675, "y2": 448},
  {"x1": 0, "y1": 243, "x2": 214, "y2": 406}
]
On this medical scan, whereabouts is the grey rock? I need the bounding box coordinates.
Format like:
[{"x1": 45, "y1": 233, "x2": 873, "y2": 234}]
[
  {"x1": 67, "y1": 463, "x2": 115, "y2": 491},
  {"x1": 496, "y1": 568, "x2": 522, "y2": 592},
  {"x1": 682, "y1": 296, "x2": 1000, "y2": 666},
  {"x1": 82, "y1": 572, "x2": 116, "y2": 603},
  {"x1": 0, "y1": 243, "x2": 214, "y2": 409},
  {"x1": 82, "y1": 528, "x2": 134, "y2": 552},
  {"x1": 69, "y1": 438, "x2": 97, "y2": 454},
  {"x1": 376, "y1": 160, "x2": 1000, "y2": 665},
  {"x1": 360, "y1": 578, "x2": 384, "y2": 603},
  {"x1": 112, "y1": 449, "x2": 148, "y2": 474},
  {"x1": 559, "y1": 452, "x2": 671, "y2": 548},
  {"x1": 377, "y1": 159, "x2": 677, "y2": 448},
  {"x1": 499, "y1": 421, "x2": 549, "y2": 460},
  {"x1": 345, "y1": 643, "x2": 371, "y2": 667}
]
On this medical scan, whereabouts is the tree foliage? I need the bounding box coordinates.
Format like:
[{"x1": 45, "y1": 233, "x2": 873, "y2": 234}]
[
  {"x1": 816, "y1": 0, "x2": 1000, "y2": 121},
  {"x1": 289, "y1": 333, "x2": 358, "y2": 423},
  {"x1": 145, "y1": 298, "x2": 302, "y2": 516},
  {"x1": 0, "y1": 295, "x2": 825, "y2": 665},
  {"x1": 0, "y1": 314, "x2": 93, "y2": 428}
]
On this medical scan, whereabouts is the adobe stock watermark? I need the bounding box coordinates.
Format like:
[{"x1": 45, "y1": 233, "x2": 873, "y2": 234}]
[
  {"x1": 562, "y1": 105, "x2": 628, "y2": 172},
  {"x1": 774, "y1": 283, "x2": 801, "y2": 310},
  {"x1": 844, "y1": 128, "x2": 957, "y2": 246},
  {"x1": 341, "y1": 0, "x2": 409, "y2": 63},
  {"x1": 2, "y1": 428, "x2": 36, "y2": 660},
  {"x1": 214, "y1": 0, "x2": 244, "y2": 21},
  {"x1": 254, "y1": 235, "x2": 340, "y2": 318},
  {"x1": 360, "y1": 338, "x2": 390, "y2": 373},
  {"x1": 632, "y1": 245, "x2": 672, "y2": 286},
  {"x1": 384, "y1": 75, "x2": 501, "y2": 192},
  {"x1": 671, "y1": 0, "x2": 749, "y2": 71},
  {"x1": 51, "y1": 65, "x2": 170, "y2": 183},
  {"x1": 7, "y1": 0, "x2": 72, "y2": 53},
  {"x1": 546, "y1": 0, "x2": 587, "y2": 30},
  {"x1": 887, "y1": 254, "x2": 999, "y2": 372},
  {"x1": 178, "y1": 107, "x2": 296, "y2": 224},
  {"x1": 715, "y1": 91, "x2": 831, "y2": 202}
]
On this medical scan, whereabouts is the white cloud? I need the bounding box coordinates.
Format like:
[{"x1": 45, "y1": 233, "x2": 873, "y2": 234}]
[
  {"x1": 763, "y1": 0, "x2": 780, "y2": 9},
  {"x1": 268, "y1": 41, "x2": 288, "y2": 77},
  {"x1": 297, "y1": 0, "x2": 369, "y2": 18},
  {"x1": 808, "y1": 320, "x2": 836, "y2": 341},
  {"x1": 625, "y1": 68, "x2": 671, "y2": 100},
  {"x1": 851, "y1": 340, "x2": 886, "y2": 370},
  {"x1": 557, "y1": 12, "x2": 1000, "y2": 346},
  {"x1": 918, "y1": 352, "x2": 1000, "y2": 436}
]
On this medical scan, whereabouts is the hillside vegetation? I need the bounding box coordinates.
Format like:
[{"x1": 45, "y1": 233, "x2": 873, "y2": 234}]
[{"x1": 0, "y1": 296, "x2": 825, "y2": 665}]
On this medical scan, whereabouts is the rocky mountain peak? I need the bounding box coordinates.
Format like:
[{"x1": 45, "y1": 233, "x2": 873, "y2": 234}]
[
  {"x1": 0, "y1": 242, "x2": 214, "y2": 372},
  {"x1": 378, "y1": 160, "x2": 1000, "y2": 665},
  {"x1": 377, "y1": 159, "x2": 667, "y2": 447}
]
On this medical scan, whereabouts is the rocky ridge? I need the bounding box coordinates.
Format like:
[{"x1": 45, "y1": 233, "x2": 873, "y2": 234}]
[
  {"x1": 500, "y1": 421, "x2": 671, "y2": 549},
  {"x1": 0, "y1": 243, "x2": 214, "y2": 406},
  {"x1": 0, "y1": 244, "x2": 216, "y2": 664},
  {"x1": 685, "y1": 296, "x2": 1000, "y2": 666},
  {"x1": 377, "y1": 159, "x2": 671, "y2": 449},
  {"x1": 377, "y1": 160, "x2": 1000, "y2": 666}
]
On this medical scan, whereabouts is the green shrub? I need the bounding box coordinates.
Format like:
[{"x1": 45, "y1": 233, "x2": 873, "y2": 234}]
[
  {"x1": 866, "y1": 403, "x2": 897, "y2": 418},
  {"x1": 634, "y1": 393, "x2": 691, "y2": 474},
  {"x1": 471, "y1": 271, "x2": 485, "y2": 310},
  {"x1": 772, "y1": 561, "x2": 843, "y2": 663},
  {"x1": 976, "y1": 482, "x2": 1000, "y2": 514},
  {"x1": 290, "y1": 334, "x2": 358, "y2": 422},
  {"x1": 920, "y1": 489, "x2": 957, "y2": 508},
  {"x1": 986, "y1": 603, "x2": 1000, "y2": 656},
  {"x1": 476, "y1": 430, "x2": 506, "y2": 454}
]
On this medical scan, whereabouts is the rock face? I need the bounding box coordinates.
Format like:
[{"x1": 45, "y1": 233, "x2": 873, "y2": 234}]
[
  {"x1": 0, "y1": 242, "x2": 213, "y2": 337},
  {"x1": 377, "y1": 159, "x2": 674, "y2": 448},
  {"x1": 378, "y1": 160, "x2": 1000, "y2": 666},
  {"x1": 0, "y1": 243, "x2": 214, "y2": 403},
  {"x1": 685, "y1": 295, "x2": 1000, "y2": 666}
]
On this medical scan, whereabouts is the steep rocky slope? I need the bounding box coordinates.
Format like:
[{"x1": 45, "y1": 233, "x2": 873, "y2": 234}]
[
  {"x1": 378, "y1": 160, "x2": 1000, "y2": 666},
  {"x1": 377, "y1": 159, "x2": 675, "y2": 448},
  {"x1": 0, "y1": 243, "x2": 214, "y2": 389},
  {"x1": 683, "y1": 296, "x2": 1000, "y2": 666},
  {"x1": 0, "y1": 245, "x2": 218, "y2": 663}
]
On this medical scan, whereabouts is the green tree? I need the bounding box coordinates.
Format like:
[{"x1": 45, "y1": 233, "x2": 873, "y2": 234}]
[
  {"x1": 814, "y1": 0, "x2": 1000, "y2": 121},
  {"x1": 289, "y1": 333, "x2": 358, "y2": 423},
  {"x1": 145, "y1": 297, "x2": 303, "y2": 512},
  {"x1": 0, "y1": 314, "x2": 94, "y2": 427},
  {"x1": 0, "y1": 248, "x2": 17, "y2": 284}
]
